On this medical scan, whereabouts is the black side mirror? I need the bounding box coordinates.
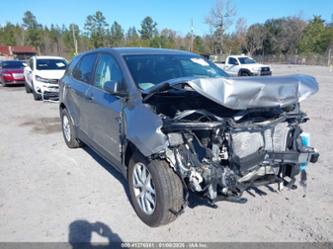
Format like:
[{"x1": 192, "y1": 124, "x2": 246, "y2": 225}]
[{"x1": 104, "y1": 80, "x2": 128, "y2": 98}]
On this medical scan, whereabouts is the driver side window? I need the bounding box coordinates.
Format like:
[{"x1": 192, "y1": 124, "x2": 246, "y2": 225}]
[
  {"x1": 94, "y1": 54, "x2": 123, "y2": 90},
  {"x1": 228, "y1": 57, "x2": 238, "y2": 65}
]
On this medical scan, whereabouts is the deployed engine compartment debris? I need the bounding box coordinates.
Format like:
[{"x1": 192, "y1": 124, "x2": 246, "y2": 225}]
[{"x1": 142, "y1": 74, "x2": 319, "y2": 205}]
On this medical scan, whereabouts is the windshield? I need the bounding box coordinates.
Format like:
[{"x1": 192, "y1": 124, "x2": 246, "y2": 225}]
[
  {"x1": 1, "y1": 61, "x2": 24, "y2": 69},
  {"x1": 124, "y1": 54, "x2": 229, "y2": 90},
  {"x1": 36, "y1": 59, "x2": 67, "y2": 70},
  {"x1": 238, "y1": 57, "x2": 256, "y2": 64}
]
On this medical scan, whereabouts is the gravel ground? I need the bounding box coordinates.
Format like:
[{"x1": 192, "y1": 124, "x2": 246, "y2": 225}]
[{"x1": 0, "y1": 64, "x2": 332, "y2": 243}]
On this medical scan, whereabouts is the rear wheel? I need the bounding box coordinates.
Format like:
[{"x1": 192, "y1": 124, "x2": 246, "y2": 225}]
[
  {"x1": 128, "y1": 151, "x2": 184, "y2": 227},
  {"x1": 60, "y1": 108, "x2": 82, "y2": 148}
]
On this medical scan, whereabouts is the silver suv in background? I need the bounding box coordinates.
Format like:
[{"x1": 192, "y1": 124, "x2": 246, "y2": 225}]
[{"x1": 59, "y1": 48, "x2": 319, "y2": 227}]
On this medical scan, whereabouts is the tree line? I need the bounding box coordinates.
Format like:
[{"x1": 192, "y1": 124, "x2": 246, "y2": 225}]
[{"x1": 0, "y1": 0, "x2": 332, "y2": 60}]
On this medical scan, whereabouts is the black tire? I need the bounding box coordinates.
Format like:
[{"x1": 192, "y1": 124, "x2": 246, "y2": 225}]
[
  {"x1": 239, "y1": 70, "x2": 251, "y2": 76},
  {"x1": 25, "y1": 82, "x2": 32, "y2": 93},
  {"x1": 60, "y1": 108, "x2": 82, "y2": 148},
  {"x1": 128, "y1": 151, "x2": 184, "y2": 227},
  {"x1": 32, "y1": 87, "x2": 41, "y2": 100},
  {"x1": 0, "y1": 79, "x2": 6, "y2": 87}
]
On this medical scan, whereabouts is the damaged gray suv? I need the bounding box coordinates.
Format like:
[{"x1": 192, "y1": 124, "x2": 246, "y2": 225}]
[{"x1": 59, "y1": 48, "x2": 319, "y2": 227}]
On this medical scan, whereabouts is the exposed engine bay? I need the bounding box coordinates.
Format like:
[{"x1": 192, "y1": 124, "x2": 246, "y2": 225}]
[{"x1": 142, "y1": 76, "x2": 320, "y2": 206}]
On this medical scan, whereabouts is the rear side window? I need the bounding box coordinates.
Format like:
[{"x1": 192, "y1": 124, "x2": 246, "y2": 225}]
[
  {"x1": 73, "y1": 53, "x2": 97, "y2": 83},
  {"x1": 66, "y1": 56, "x2": 80, "y2": 76}
]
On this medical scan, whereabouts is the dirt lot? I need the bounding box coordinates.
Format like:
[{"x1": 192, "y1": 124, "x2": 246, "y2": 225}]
[{"x1": 0, "y1": 64, "x2": 332, "y2": 243}]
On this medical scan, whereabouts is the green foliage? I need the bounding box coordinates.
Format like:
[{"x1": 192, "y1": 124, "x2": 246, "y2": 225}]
[
  {"x1": 110, "y1": 21, "x2": 124, "y2": 46},
  {"x1": 22, "y1": 11, "x2": 43, "y2": 49},
  {"x1": 0, "y1": 22, "x2": 17, "y2": 45},
  {"x1": 139, "y1": 16, "x2": 157, "y2": 40},
  {"x1": 298, "y1": 16, "x2": 331, "y2": 54},
  {"x1": 22, "y1": 11, "x2": 39, "y2": 29},
  {"x1": 193, "y1": 36, "x2": 205, "y2": 53},
  {"x1": 1, "y1": 10, "x2": 332, "y2": 61},
  {"x1": 84, "y1": 11, "x2": 108, "y2": 48},
  {"x1": 126, "y1": 27, "x2": 140, "y2": 46},
  {"x1": 246, "y1": 23, "x2": 266, "y2": 55},
  {"x1": 62, "y1": 24, "x2": 81, "y2": 57},
  {"x1": 159, "y1": 29, "x2": 176, "y2": 48}
]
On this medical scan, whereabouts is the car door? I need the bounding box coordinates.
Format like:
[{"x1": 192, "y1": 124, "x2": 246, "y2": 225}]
[
  {"x1": 68, "y1": 53, "x2": 98, "y2": 136},
  {"x1": 225, "y1": 57, "x2": 239, "y2": 76},
  {"x1": 84, "y1": 53, "x2": 125, "y2": 166}
]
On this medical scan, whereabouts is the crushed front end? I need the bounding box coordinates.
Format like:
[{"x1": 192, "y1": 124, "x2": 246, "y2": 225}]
[
  {"x1": 144, "y1": 75, "x2": 319, "y2": 205},
  {"x1": 161, "y1": 106, "x2": 318, "y2": 205}
]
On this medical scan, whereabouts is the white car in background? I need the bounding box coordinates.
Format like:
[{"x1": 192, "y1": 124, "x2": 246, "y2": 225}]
[
  {"x1": 24, "y1": 56, "x2": 67, "y2": 101},
  {"x1": 215, "y1": 55, "x2": 272, "y2": 77}
]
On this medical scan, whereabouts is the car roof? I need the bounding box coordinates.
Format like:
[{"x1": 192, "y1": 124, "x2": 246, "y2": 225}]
[
  {"x1": 95, "y1": 47, "x2": 198, "y2": 56},
  {"x1": 0, "y1": 60, "x2": 22, "y2": 63},
  {"x1": 34, "y1": 56, "x2": 66, "y2": 60}
]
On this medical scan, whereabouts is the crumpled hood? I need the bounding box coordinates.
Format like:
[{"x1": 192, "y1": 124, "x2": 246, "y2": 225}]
[{"x1": 162, "y1": 74, "x2": 318, "y2": 110}]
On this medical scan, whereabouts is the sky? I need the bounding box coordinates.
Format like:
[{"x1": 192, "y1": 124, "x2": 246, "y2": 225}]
[{"x1": 0, "y1": 0, "x2": 332, "y2": 36}]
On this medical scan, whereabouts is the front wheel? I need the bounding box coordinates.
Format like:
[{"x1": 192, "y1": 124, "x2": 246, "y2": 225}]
[
  {"x1": 32, "y1": 86, "x2": 41, "y2": 100},
  {"x1": 239, "y1": 70, "x2": 251, "y2": 76},
  {"x1": 25, "y1": 82, "x2": 32, "y2": 93},
  {"x1": 128, "y1": 151, "x2": 184, "y2": 227}
]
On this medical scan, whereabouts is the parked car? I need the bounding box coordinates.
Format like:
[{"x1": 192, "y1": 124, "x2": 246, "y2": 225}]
[
  {"x1": 24, "y1": 56, "x2": 67, "y2": 101},
  {"x1": 0, "y1": 60, "x2": 25, "y2": 86},
  {"x1": 215, "y1": 55, "x2": 272, "y2": 76},
  {"x1": 59, "y1": 48, "x2": 319, "y2": 227}
]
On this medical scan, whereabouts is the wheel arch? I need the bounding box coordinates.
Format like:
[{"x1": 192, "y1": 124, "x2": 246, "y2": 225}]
[
  {"x1": 124, "y1": 140, "x2": 137, "y2": 169},
  {"x1": 59, "y1": 102, "x2": 76, "y2": 129}
]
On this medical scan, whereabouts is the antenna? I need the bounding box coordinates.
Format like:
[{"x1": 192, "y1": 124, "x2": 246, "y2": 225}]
[{"x1": 190, "y1": 18, "x2": 194, "y2": 52}]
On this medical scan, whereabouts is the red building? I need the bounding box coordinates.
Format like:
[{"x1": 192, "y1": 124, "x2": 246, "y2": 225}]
[{"x1": 0, "y1": 45, "x2": 37, "y2": 60}]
